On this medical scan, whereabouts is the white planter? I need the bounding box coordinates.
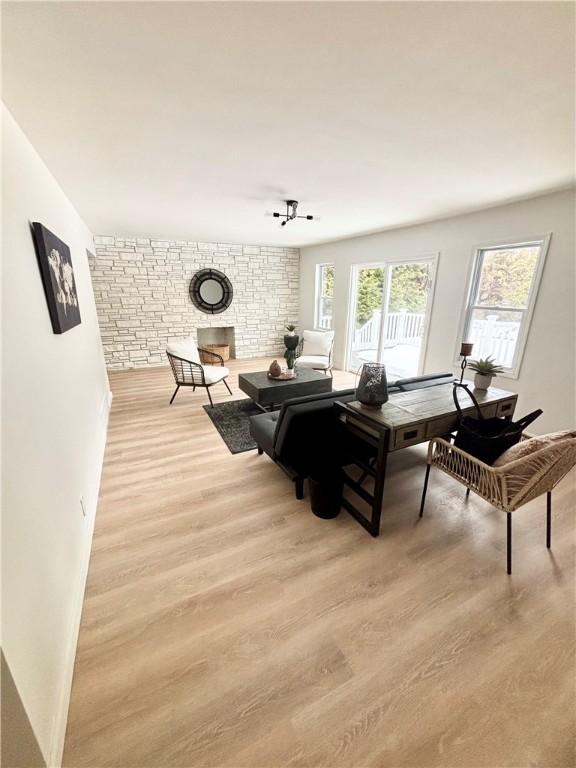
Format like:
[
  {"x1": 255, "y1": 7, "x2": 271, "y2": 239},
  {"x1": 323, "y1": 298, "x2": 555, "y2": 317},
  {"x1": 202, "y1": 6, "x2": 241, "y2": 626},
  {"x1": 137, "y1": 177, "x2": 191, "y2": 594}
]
[{"x1": 474, "y1": 373, "x2": 493, "y2": 390}]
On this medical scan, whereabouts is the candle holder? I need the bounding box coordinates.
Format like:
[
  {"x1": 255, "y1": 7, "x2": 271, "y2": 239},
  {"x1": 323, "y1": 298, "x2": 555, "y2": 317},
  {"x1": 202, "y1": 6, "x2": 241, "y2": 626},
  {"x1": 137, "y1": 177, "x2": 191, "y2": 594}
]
[
  {"x1": 356, "y1": 363, "x2": 389, "y2": 409},
  {"x1": 459, "y1": 342, "x2": 474, "y2": 384}
]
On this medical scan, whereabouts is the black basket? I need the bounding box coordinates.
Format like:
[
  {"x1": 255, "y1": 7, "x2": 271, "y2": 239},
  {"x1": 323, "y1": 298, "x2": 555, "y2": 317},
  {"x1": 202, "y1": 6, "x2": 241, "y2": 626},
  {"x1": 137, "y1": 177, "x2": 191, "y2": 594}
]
[{"x1": 452, "y1": 384, "x2": 542, "y2": 465}]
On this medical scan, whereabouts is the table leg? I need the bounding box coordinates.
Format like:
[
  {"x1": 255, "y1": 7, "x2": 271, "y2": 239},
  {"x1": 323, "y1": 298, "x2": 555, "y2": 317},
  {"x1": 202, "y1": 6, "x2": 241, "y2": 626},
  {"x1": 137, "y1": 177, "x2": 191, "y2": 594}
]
[
  {"x1": 341, "y1": 431, "x2": 389, "y2": 537},
  {"x1": 369, "y1": 439, "x2": 389, "y2": 536}
]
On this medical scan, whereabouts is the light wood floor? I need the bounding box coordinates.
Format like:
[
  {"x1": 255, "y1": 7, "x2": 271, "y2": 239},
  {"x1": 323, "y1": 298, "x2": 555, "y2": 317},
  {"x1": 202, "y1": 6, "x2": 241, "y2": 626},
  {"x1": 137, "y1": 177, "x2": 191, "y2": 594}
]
[{"x1": 64, "y1": 359, "x2": 575, "y2": 768}]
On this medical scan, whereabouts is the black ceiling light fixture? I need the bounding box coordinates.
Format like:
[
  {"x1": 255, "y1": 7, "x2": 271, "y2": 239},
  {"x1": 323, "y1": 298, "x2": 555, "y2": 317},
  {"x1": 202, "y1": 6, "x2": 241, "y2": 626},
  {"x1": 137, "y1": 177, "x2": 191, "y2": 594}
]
[{"x1": 272, "y1": 200, "x2": 315, "y2": 227}]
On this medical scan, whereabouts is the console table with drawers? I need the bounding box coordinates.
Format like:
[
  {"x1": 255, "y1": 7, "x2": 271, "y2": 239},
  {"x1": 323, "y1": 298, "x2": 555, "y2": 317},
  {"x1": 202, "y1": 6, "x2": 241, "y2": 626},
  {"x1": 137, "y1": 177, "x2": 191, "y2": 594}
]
[{"x1": 335, "y1": 382, "x2": 518, "y2": 536}]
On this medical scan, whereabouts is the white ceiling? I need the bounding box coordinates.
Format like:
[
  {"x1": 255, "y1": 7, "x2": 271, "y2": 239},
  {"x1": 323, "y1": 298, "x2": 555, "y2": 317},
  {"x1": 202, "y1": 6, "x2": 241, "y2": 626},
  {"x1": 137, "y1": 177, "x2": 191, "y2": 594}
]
[{"x1": 3, "y1": 1, "x2": 574, "y2": 247}]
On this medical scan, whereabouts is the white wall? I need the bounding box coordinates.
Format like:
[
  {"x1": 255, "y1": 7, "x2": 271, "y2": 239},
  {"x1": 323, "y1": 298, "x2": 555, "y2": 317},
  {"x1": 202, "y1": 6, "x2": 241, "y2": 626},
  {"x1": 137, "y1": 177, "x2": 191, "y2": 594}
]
[
  {"x1": 1, "y1": 106, "x2": 110, "y2": 766},
  {"x1": 300, "y1": 189, "x2": 575, "y2": 434}
]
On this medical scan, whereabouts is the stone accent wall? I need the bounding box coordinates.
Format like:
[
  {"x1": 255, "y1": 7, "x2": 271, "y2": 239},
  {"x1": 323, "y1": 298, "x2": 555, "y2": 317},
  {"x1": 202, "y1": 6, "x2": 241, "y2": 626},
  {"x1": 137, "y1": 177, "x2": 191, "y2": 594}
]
[{"x1": 90, "y1": 236, "x2": 300, "y2": 369}]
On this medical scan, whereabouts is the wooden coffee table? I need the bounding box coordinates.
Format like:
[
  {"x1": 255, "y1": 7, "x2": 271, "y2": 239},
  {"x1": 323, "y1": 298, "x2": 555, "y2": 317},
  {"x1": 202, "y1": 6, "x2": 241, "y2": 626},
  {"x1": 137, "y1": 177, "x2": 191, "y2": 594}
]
[{"x1": 238, "y1": 369, "x2": 332, "y2": 411}]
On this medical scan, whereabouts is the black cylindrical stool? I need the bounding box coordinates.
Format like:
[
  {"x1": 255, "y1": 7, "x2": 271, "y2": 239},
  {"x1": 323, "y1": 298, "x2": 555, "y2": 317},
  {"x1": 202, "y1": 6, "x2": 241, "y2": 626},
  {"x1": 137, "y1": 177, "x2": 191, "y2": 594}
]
[{"x1": 309, "y1": 470, "x2": 343, "y2": 519}]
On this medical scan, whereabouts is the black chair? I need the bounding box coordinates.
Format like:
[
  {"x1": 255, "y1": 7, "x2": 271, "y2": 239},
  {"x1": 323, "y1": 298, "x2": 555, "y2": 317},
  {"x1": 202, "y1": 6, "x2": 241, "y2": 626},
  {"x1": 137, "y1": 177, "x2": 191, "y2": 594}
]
[{"x1": 166, "y1": 339, "x2": 232, "y2": 408}]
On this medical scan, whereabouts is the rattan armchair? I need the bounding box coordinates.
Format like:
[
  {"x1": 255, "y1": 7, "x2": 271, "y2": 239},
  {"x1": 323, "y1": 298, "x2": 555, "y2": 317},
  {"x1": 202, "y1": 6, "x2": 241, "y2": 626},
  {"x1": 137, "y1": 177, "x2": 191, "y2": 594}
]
[
  {"x1": 419, "y1": 436, "x2": 576, "y2": 574},
  {"x1": 166, "y1": 337, "x2": 232, "y2": 408}
]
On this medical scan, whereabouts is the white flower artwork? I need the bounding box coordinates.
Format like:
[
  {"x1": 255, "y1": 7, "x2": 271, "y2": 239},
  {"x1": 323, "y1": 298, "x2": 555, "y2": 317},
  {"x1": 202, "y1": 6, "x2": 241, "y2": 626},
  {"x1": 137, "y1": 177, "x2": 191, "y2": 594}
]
[
  {"x1": 33, "y1": 223, "x2": 81, "y2": 333},
  {"x1": 47, "y1": 248, "x2": 79, "y2": 315}
]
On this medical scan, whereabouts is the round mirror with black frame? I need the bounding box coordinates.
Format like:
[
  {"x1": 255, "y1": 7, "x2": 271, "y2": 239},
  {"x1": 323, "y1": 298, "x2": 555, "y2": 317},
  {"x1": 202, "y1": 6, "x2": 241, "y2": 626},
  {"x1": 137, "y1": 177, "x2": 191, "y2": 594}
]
[{"x1": 189, "y1": 268, "x2": 233, "y2": 314}]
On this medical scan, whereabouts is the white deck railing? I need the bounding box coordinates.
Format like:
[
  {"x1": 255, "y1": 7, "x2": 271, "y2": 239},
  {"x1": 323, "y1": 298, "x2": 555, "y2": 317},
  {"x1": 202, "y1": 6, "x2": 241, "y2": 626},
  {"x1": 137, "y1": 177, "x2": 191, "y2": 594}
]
[
  {"x1": 469, "y1": 315, "x2": 519, "y2": 368},
  {"x1": 353, "y1": 310, "x2": 520, "y2": 368},
  {"x1": 317, "y1": 297, "x2": 332, "y2": 329},
  {"x1": 354, "y1": 310, "x2": 424, "y2": 350}
]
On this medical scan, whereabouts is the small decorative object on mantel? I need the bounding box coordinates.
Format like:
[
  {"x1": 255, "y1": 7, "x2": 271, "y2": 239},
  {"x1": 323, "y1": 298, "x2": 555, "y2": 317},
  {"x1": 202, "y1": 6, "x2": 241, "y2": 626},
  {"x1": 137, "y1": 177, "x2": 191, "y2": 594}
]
[
  {"x1": 469, "y1": 356, "x2": 504, "y2": 391},
  {"x1": 31, "y1": 222, "x2": 81, "y2": 334},
  {"x1": 458, "y1": 342, "x2": 474, "y2": 384},
  {"x1": 356, "y1": 363, "x2": 389, "y2": 409},
  {"x1": 268, "y1": 359, "x2": 282, "y2": 378}
]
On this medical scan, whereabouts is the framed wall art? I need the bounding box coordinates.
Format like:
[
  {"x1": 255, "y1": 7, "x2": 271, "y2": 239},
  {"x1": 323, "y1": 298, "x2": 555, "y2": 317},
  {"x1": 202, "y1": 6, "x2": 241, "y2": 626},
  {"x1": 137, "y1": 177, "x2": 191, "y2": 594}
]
[{"x1": 32, "y1": 222, "x2": 81, "y2": 333}]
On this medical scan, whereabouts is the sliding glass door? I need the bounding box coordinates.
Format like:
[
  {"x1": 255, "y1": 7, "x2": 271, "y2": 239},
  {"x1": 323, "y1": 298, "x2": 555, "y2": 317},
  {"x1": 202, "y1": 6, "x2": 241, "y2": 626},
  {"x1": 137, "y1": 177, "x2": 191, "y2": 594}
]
[
  {"x1": 348, "y1": 266, "x2": 385, "y2": 371},
  {"x1": 347, "y1": 257, "x2": 436, "y2": 379}
]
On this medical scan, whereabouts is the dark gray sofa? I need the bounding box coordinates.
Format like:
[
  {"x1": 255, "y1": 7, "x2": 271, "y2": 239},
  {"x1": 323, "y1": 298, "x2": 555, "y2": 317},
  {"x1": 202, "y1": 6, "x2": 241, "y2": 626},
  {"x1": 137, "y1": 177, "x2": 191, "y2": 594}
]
[
  {"x1": 391, "y1": 372, "x2": 454, "y2": 390},
  {"x1": 249, "y1": 388, "x2": 357, "y2": 499},
  {"x1": 249, "y1": 372, "x2": 454, "y2": 499}
]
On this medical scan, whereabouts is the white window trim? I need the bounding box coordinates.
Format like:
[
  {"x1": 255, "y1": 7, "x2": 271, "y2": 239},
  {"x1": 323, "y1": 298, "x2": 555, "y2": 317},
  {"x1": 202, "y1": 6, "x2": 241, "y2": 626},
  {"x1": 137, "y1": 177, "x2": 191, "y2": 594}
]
[
  {"x1": 314, "y1": 262, "x2": 334, "y2": 330},
  {"x1": 455, "y1": 234, "x2": 551, "y2": 380},
  {"x1": 345, "y1": 252, "x2": 439, "y2": 375}
]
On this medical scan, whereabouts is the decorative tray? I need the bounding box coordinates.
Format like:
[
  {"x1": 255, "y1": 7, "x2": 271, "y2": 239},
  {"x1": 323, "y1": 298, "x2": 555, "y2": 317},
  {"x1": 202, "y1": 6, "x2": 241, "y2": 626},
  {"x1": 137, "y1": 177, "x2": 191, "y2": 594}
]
[{"x1": 267, "y1": 372, "x2": 297, "y2": 380}]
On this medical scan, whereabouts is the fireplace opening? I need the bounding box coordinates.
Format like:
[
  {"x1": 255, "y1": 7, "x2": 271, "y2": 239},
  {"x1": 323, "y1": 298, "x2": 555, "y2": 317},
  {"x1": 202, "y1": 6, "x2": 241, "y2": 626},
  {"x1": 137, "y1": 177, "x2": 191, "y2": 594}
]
[{"x1": 197, "y1": 326, "x2": 236, "y2": 360}]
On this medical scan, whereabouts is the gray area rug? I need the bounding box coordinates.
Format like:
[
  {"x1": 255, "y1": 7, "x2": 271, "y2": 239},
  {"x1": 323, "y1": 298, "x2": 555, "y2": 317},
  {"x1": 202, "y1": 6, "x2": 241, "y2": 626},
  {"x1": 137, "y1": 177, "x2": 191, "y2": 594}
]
[{"x1": 203, "y1": 398, "x2": 263, "y2": 454}]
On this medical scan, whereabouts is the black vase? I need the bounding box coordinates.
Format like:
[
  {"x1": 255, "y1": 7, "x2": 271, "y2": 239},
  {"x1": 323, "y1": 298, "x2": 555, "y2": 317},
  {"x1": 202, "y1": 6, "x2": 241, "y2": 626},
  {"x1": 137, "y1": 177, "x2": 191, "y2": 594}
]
[
  {"x1": 356, "y1": 363, "x2": 389, "y2": 409},
  {"x1": 283, "y1": 334, "x2": 299, "y2": 351}
]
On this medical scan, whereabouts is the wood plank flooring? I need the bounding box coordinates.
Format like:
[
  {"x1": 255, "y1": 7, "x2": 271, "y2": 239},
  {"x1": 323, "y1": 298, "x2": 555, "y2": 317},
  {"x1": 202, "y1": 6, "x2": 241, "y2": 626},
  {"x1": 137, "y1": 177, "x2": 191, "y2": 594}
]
[{"x1": 63, "y1": 359, "x2": 575, "y2": 767}]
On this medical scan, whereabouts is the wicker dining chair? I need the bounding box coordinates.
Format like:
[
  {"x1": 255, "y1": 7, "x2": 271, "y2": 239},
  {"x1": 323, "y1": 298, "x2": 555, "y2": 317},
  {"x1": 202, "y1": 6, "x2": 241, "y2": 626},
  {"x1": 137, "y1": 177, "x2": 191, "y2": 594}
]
[
  {"x1": 419, "y1": 435, "x2": 576, "y2": 574},
  {"x1": 166, "y1": 337, "x2": 232, "y2": 408}
]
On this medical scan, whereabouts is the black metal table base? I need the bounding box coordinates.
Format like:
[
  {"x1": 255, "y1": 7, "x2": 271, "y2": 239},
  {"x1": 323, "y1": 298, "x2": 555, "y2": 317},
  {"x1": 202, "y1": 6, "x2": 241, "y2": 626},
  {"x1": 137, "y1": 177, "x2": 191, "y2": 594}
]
[{"x1": 336, "y1": 402, "x2": 389, "y2": 537}]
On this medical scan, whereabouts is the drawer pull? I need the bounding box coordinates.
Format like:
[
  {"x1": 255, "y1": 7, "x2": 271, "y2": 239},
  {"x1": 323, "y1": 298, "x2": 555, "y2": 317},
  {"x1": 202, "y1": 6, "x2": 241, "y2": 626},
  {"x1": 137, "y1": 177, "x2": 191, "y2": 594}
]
[{"x1": 403, "y1": 429, "x2": 418, "y2": 440}]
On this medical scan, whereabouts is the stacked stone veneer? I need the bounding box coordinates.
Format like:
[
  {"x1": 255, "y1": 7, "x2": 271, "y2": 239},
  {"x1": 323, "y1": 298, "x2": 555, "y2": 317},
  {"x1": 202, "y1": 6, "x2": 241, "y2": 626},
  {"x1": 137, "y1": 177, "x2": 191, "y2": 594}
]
[{"x1": 90, "y1": 236, "x2": 300, "y2": 369}]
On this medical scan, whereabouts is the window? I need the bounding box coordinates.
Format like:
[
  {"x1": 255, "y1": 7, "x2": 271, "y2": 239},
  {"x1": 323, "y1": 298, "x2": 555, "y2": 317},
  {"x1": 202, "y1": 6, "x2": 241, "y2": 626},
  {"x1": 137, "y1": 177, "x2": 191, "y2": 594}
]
[
  {"x1": 459, "y1": 237, "x2": 550, "y2": 377},
  {"x1": 315, "y1": 263, "x2": 334, "y2": 329}
]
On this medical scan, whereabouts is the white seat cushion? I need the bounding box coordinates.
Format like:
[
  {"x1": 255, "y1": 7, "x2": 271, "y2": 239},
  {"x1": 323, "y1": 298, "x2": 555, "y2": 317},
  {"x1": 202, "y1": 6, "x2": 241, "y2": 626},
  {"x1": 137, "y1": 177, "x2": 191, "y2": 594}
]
[
  {"x1": 302, "y1": 329, "x2": 334, "y2": 357},
  {"x1": 202, "y1": 365, "x2": 230, "y2": 384},
  {"x1": 296, "y1": 354, "x2": 330, "y2": 370},
  {"x1": 166, "y1": 335, "x2": 201, "y2": 364}
]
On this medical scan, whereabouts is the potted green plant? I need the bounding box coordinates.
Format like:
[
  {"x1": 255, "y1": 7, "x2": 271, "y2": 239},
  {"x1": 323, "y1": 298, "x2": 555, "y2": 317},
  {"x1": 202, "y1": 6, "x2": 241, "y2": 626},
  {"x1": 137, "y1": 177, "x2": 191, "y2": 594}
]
[{"x1": 469, "y1": 356, "x2": 504, "y2": 390}]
